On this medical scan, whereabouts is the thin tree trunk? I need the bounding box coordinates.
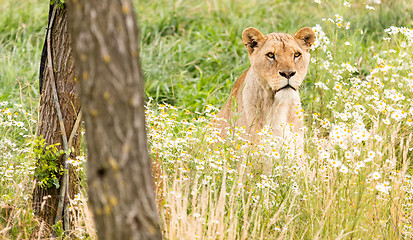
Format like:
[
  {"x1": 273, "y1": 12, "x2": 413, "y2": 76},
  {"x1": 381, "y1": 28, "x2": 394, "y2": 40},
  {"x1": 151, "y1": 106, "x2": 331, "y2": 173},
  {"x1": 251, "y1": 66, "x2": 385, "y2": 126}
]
[
  {"x1": 33, "y1": 2, "x2": 81, "y2": 230},
  {"x1": 68, "y1": 0, "x2": 162, "y2": 239}
]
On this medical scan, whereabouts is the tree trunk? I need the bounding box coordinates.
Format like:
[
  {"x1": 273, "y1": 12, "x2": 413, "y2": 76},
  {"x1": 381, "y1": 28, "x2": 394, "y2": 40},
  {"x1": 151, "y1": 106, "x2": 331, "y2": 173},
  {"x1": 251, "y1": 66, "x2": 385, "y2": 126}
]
[
  {"x1": 33, "y1": 2, "x2": 81, "y2": 230},
  {"x1": 68, "y1": 1, "x2": 162, "y2": 239}
]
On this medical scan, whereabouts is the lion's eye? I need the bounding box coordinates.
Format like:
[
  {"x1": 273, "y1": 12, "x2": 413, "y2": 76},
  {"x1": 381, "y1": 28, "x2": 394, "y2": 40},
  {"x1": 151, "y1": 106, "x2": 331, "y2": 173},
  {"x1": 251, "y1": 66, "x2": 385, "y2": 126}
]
[
  {"x1": 294, "y1": 52, "x2": 302, "y2": 58},
  {"x1": 266, "y1": 52, "x2": 275, "y2": 59}
]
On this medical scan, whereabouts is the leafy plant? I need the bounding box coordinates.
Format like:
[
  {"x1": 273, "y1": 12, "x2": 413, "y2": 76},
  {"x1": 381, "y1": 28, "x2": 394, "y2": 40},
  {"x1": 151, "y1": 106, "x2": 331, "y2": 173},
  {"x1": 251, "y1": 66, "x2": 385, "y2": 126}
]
[
  {"x1": 33, "y1": 137, "x2": 69, "y2": 189},
  {"x1": 51, "y1": 0, "x2": 65, "y2": 9}
]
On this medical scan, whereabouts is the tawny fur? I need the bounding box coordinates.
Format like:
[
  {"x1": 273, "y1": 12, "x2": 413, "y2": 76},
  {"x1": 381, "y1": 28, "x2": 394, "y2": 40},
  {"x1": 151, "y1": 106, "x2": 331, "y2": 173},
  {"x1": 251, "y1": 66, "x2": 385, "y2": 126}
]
[{"x1": 217, "y1": 27, "x2": 316, "y2": 141}]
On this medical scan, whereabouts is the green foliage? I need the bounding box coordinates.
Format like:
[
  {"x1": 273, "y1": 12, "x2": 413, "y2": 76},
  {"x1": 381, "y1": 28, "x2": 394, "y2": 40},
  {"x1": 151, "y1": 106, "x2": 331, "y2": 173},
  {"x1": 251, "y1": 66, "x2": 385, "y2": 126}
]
[
  {"x1": 51, "y1": 0, "x2": 65, "y2": 9},
  {"x1": 52, "y1": 220, "x2": 65, "y2": 238},
  {"x1": 0, "y1": 0, "x2": 45, "y2": 101},
  {"x1": 33, "y1": 137, "x2": 69, "y2": 189}
]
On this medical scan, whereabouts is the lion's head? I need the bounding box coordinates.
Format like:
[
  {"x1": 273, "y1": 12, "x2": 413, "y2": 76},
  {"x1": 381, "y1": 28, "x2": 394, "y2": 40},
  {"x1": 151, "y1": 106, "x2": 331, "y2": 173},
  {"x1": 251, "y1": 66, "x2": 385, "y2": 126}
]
[{"x1": 242, "y1": 27, "x2": 316, "y2": 93}]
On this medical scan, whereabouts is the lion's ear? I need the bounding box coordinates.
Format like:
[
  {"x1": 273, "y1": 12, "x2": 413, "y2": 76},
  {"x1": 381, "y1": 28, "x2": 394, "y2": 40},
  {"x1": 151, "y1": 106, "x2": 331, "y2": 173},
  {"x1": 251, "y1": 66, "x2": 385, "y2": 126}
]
[
  {"x1": 294, "y1": 27, "x2": 316, "y2": 52},
  {"x1": 242, "y1": 27, "x2": 265, "y2": 55}
]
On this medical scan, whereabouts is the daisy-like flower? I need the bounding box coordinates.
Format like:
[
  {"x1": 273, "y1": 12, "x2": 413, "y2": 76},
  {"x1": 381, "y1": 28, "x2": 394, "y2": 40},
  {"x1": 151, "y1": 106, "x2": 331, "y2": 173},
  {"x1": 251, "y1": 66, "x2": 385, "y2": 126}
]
[
  {"x1": 269, "y1": 148, "x2": 281, "y2": 159},
  {"x1": 343, "y1": 1, "x2": 351, "y2": 7},
  {"x1": 352, "y1": 129, "x2": 370, "y2": 143},
  {"x1": 391, "y1": 109, "x2": 407, "y2": 121},
  {"x1": 72, "y1": 193, "x2": 84, "y2": 205},
  {"x1": 373, "y1": 134, "x2": 383, "y2": 141},
  {"x1": 334, "y1": 14, "x2": 343, "y2": 22},
  {"x1": 367, "y1": 151, "x2": 376, "y2": 159},
  {"x1": 320, "y1": 118, "x2": 330, "y2": 128},
  {"x1": 366, "y1": 4, "x2": 375, "y2": 10},
  {"x1": 329, "y1": 159, "x2": 342, "y2": 168},
  {"x1": 339, "y1": 165, "x2": 349, "y2": 174},
  {"x1": 344, "y1": 151, "x2": 353, "y2": 159},
  {"x1": 315, "y1": 81, "x2": 329, "y2": 90},
  {"x1": 376, "y1": 183, "x2": 391, "y2": 195},
  {"x1": 370, "y1": 171, "x2": 381, "y2": 180},
  {"x1": 320, "y1": 150, "x2": 330, "y2": 159},
  {"x1": 355, "y1": 161, "x2": 365, "y2": 168},
  {"x1": 382, "y1": 118, "x2": 390, "y2": 125}
]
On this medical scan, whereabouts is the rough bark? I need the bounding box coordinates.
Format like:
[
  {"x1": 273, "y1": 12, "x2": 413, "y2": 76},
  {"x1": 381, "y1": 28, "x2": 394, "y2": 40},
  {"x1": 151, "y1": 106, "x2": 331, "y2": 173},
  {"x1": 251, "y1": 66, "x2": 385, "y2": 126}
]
[
  {"x1": 68, "y1": 0, "x2": 162, "y2": 239},
  {"x1": 33, "y1": 2, "x2": 81, "y2": 229}
]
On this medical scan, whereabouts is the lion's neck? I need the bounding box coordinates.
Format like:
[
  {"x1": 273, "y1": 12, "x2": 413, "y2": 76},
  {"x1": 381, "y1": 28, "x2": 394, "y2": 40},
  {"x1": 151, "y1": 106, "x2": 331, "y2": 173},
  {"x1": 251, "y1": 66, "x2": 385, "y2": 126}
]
[{"x1": 241, "y1": 69, "x2": 303, "y2": 136}]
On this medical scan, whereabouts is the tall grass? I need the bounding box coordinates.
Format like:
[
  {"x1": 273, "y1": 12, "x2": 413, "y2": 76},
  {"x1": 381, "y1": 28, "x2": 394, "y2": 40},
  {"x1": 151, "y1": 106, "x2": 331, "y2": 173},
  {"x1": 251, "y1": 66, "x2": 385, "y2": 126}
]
[
  {"x1": 1, "y1": 0, "x2": 413, "y2": 239},
  {"x1": 0, "y1": 0, "x2": 46, "y2": 101}
]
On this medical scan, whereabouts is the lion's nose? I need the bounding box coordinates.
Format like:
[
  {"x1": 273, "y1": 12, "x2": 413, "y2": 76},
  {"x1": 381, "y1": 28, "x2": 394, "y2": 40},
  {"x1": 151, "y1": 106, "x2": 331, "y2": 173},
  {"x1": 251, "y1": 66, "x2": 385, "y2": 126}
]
[{"x1": 279, "y1": 70, "x2": 296, "y2": 79}]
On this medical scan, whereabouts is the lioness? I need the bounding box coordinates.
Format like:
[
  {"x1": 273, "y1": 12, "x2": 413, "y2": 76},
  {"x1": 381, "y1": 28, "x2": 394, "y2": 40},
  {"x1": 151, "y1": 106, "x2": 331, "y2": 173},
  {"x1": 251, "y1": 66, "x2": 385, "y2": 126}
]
[{"x1": 217, "y1": 27, "x2": 316, "y2": 141}]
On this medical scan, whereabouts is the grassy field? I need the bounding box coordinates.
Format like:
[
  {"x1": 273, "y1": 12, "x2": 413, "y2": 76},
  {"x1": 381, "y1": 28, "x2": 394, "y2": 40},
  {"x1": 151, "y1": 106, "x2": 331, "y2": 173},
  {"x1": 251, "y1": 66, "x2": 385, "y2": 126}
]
[{"x1": 1, "y1": 0, "x2": 413, "y2": 239}]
